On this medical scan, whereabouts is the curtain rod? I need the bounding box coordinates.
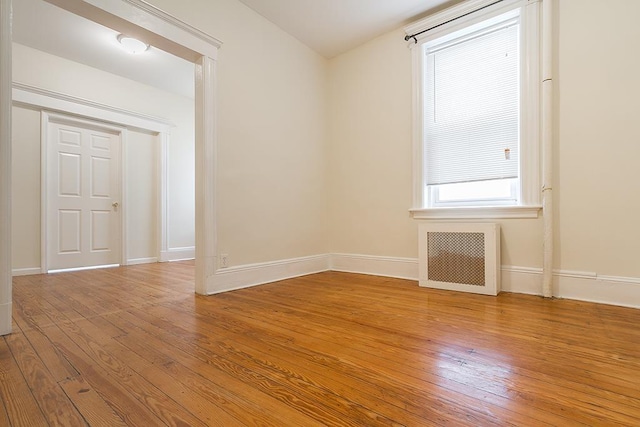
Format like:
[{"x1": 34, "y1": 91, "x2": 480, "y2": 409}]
[{"x1": 404, "y1": 0, "x2": 504, "y2": 43}]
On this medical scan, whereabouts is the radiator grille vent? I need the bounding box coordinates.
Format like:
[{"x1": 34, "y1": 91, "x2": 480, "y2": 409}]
[
  {"x1": 418, "y1": 223, "x2": 500, "y2": 296},
  {"x1": 427, "y1": 232, "x2": 485, "y2": 286}
]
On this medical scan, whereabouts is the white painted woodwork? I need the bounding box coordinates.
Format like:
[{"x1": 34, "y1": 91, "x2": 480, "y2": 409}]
[
  {"x1": 13, "y1": 83, "x2": 174, "y2": 132},
  {"x1": 44, "y1": 0, "x2": 221, "y2": 61},
  {"x1": 210, "y1": 254, "x2": 329, "y2": 294},
  {"x1": 541, "y1": 0, "x2": 554, "y2": 298},
  {"x1": 0, "y1": 0, "x2": 12, "y2": 336},
  {"x1": 46, "y1": 116, "x2": 122, "y2": 271},
  {"x1": 195, "y1": 55, "x2": 217, "y2": 295},
  {"x1": 418, "y1": 222, "x2": 501, "y2": 296}
]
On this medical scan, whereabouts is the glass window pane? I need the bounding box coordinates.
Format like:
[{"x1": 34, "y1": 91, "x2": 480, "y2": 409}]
[{"x1": 436, "y1": 178, "x2": 516, "y2": 202}]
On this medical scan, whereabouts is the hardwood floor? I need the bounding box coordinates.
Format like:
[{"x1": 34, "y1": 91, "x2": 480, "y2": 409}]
[{"x1": 3, "y1": 262, "x2": 640, "y2": 426}]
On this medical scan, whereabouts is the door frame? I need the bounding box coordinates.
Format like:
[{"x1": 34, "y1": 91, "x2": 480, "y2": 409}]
[
  {"x1": 0, "y1": 0, "x2": 11, "y2": 336},
  {"x1": 1, "y1": 0, "x2": 222, "y2": 335},
  {"x1": 41, "y1": 111, "x2": 126, "y2": 273},
  {"x1": 13, "y1": 83, "x2": 175, "y2": 273}
]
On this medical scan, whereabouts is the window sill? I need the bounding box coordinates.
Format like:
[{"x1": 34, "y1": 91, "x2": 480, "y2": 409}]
[{"x1": 410, "y1": 205, "x2": 542, "y2": 220}]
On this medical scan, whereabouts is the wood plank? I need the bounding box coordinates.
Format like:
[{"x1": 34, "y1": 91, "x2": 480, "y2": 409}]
[
  {"x1": 9, "y1": 263, "x2": 640, "y2": 426},
  {"x1": 0, "y1": 395, "x2": 9, "y2": 427},
  {"x1": 239, "y1": 275, "x2": 640, "y2": 392},
  {"x1": 49, "y1": 319, "x2": 210, "y2": 427},
  {"x1": 102, "y1": 310, "x2": 370, "y2": 427},
  {"x1": 59, "y1": 377, "x2": 128, "y2": 427},
  {"x1": 217, "y1": 284, "x2": 640, "y2": 425},
  {"x1": 41, "y1": 323, "x2": 171, "y2": 426},
  {"x1": 133, "y1": 299, "x2": 523, "y2": 426},
  {"x1": 0, "y1": 337, "x2": 49, "y2": 426},
  {"x1": 77, "y1": 317, "x2": 248, "y2": 426},
  {"x1": 22, "y1": 327, "x2": 80, "y2": 383},
  {"x1": 12, "y1": 279, "x2": 97, "y2": 391},
  {"x1": 183, "y1": 294, "x2": 552, "y2": 426},
  {"x1": 4, "y1": 332, "x2": 86, "y2": 426}
]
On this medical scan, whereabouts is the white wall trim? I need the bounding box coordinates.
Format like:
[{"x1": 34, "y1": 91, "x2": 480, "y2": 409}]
[
  {"x1": 0, "y1": 302, "x2": 10, "y2": 336},
  {"x1": 0, "y1": 0, "x2": 13, "y2": 335},
  {"x1": 45, "y1": 0, "x2": 221, "y2": 61},
  {"x1": 598, "y1": 274, "x2": 640, "y2": 285},
  {"x1": 12, "y1": 267, "x2": 43, "y2": 277},
  {"x1": 208, "y1": 255, "x2": 330, "y2": 295},
  {"x1": 404, "y1": 0, "x2": 527, "y2": 43},
  {"x1": 119, "y1": 0, "x2": 222, "y2": 52},
  {"x1": 121, "y1": 128, "x2": 129, "y2": 266},
  {"x1": 410, "y1": 205, "x2": 541, "y2": 220},
  {"x1": 328, "y1": 254, "x2": 640, "y2": 309},
  {"x1": 158, "y1": 133, "x2": 169, "y2": 260},
  {"x1": 556, "y1": 274, "x2": 640, "y2": 309},
  {"x1": 504, "y1": 266, "x2": 640, "y2": 309},
  {"x1": 330, "y1": 253, "x2": 419, "y2": 280},
  {"x1": 39, "y1": 112, "x2": 47, "y2": 274},
  {"x1": 13, "y1": 83, "x2": 174, "y2": 132},
  {"x1": 195, "y1": 55, "x2": 218, "y2": 295},
  {"x1": 160, "y1": 247, "x2": 195, "y2": 262},
  {"x1": 127, "y1": 257, "x2": 159, "y2": 266},
  {"x1": 501, "y1": 265, "x2": 544, "y2": 295}
]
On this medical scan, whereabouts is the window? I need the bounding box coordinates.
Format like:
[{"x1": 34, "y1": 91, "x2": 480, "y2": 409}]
[{"x1": 406, "y1": 0, "x2": 541, "y2": 219}]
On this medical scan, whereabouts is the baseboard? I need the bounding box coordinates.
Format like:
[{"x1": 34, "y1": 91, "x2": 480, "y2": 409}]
[
  {"x1": 554, "y1": 271, "x2": 640, "y2": 309},
  {"x1": 12, "y1": 267, "x2": 43, "y2": 276},
  {"x1": 329, "y1": 254, "x2": 640, "y2": 309},
  {"x1": 160, "y1": 247, "x2": 195, "y2": 262},
  {"x1": 330, "y1": 253, "x2": 419, "y2": 280},
  {"x1": 479, "y1": 266, "x2": 640, "y2": 309},
  {"x1": 0, "y1": 302, "x2": 11, "y2": 336},
  {"x1": 501, "y1": 265, "x2": 544, "y2": 295},
  {"x1": 207, "y1": 254, "x2": 330, "y2": 294},
  {"x1": 10, "y1": 251, "x2": 639, "y2": 309},
  {"x1": 126, "y1": 257, "x2": 159, "y2": 266}
]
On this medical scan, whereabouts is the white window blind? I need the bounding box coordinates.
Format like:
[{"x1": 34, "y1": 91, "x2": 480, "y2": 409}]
[{"x1": 424, "y1": 18, "x2": 520, "y2": 186}]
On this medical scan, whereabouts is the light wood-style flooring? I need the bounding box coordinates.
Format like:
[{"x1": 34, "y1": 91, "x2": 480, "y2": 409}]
[{"x1": 3, "y1": 261, "x2": 640, "y2": 426}]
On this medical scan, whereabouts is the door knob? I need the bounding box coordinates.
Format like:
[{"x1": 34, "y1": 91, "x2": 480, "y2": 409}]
[{"x1": 112, "y1": 202, "x2": 119, "y2": 208}]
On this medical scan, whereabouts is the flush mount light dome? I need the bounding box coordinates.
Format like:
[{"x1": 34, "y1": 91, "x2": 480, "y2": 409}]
[{"x1": 117, "y1": 34, "x2": 149, "y2": 54}]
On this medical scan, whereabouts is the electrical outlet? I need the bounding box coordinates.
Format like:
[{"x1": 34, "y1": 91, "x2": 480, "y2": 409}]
[{"x1": 220, "y1": 254, "x2": 228, "y2": 268}]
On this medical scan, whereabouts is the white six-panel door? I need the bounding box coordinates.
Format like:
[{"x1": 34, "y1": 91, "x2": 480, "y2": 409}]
[{"x1": 46, "y1": 115, "x2": 122, "y2": 271}]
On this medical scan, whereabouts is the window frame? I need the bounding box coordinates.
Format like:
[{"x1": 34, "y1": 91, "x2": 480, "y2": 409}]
[{"x1": 406, "y1": 0, "x2": 542, "y2": 219}]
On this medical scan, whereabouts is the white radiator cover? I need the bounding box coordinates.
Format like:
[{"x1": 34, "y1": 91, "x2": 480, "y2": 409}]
[{"x1": 418, "y1": 223, "x2": 501, "y2": 296}]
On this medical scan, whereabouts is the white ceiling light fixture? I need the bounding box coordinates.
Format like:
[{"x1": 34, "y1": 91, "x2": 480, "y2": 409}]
[{"x1": 117, "y1": 34, "x2": 149, "y2": 54}]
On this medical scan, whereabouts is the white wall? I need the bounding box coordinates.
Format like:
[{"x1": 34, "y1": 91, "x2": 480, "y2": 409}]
[
  {"x1": 145, "y1": 0, "x2": 329, "y2": 268},
  {"x1": 327, "y1": 0, "x2": 640, "y2": 306},
  {"x1": 11, "y1": 43, "x2": 194, "y2": 271},
  {"x1": 126, "y1": 129, "x2": 158, "y2": 263},
  {"x1": 328, "y1": 30, "x2": 416, "y2": 259},
  {"x1": 11, "y1": 105, "x2": 40, "y2": 271},
  {"x1": 556, "y1": 0, "x2": 640, "y2": 279}
]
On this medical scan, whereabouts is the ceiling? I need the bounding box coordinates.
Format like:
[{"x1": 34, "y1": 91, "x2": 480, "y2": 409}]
[
  {"x1": 12, "y1": 0, "x2": 458, "y2": 98},
  {"x1": 12, "y1": 0, "x2": 195, "y2": 98},
  {"x1": 237, "y1": 0, "x2": 457, "y2": 58}
]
